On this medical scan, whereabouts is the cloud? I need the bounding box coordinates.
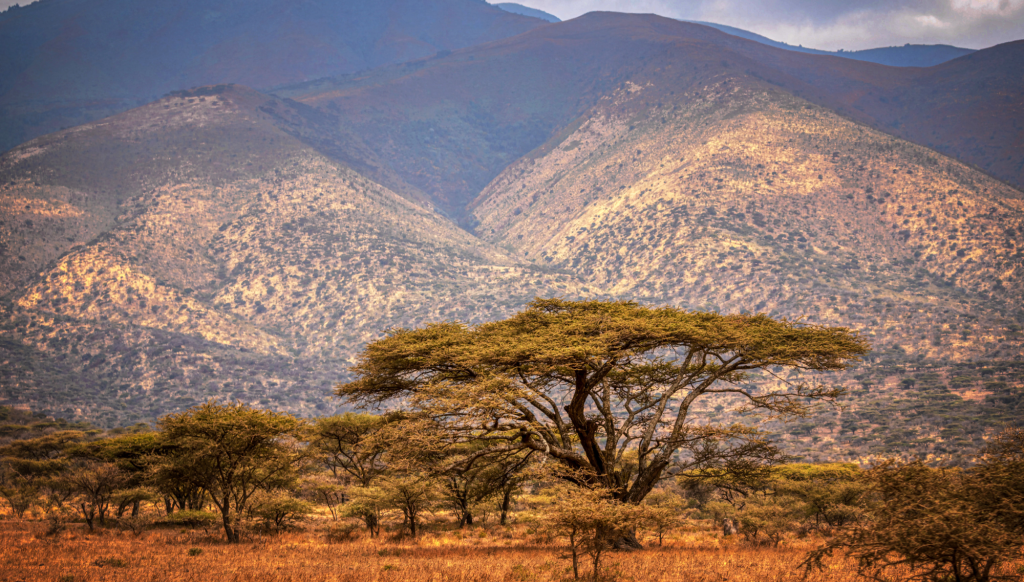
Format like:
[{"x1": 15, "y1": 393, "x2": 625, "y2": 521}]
[
  {"x1": 0, "y1": 0, "x2": 29, "y2": 11},
  {"x1": 516, "y1": 0, "x2": 1024, "y2": 49}
]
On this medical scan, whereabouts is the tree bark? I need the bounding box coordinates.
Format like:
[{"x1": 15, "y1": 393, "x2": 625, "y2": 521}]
[
  {"x1": 80, "y1": 503, "x2": 95, "y2": 532},
  {"x1": 500, "y1": 489, "x2": 513, "y2": 525}
]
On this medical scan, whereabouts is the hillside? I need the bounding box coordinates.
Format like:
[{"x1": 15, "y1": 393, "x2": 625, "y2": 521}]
[
  {"x1": 494, "y1": 3, "x2": 560, "y2": 23},
  {"x1": 285, "y1": 13, "x2": 1024, "y2": 209},
  {"x1": 0, "y1": 85, "x2": 580, "y2": 425},
  {"x1": 0, "y1": 0, "x2": 544, "y2": 152}
]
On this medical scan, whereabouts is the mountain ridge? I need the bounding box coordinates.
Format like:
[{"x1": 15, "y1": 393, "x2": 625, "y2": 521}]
[{"x1": 0, "y1": 0, "x2": 546, "y2": 152}]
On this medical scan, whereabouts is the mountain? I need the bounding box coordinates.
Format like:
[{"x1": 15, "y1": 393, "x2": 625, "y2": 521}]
[
  {"x1": 0, "y1": 13, "x2": 1021, "y2": 457},
  {"x1": 493, "y1": 3, "x2": 560, "y2": 23},
  {"x1": 283, "y1": 14, "x2": 1024, "y2": 207},
  {"x1": 0, "y1": 84, "x2": 577, "y2": 425},
  {"x1": 688, "y1": 21, "x2": 975, "y2": 67},
  {"x1": 0, "y1": 0, "x2": 545, "y2": 153}
]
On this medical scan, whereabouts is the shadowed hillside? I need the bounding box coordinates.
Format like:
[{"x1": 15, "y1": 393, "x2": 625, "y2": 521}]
[
  {"x1": 0, "y1": 0, "x2": 544, "y2": 152},
  {"x1": 286, "y1": 13, "x2": 1024, "y2": 211}
]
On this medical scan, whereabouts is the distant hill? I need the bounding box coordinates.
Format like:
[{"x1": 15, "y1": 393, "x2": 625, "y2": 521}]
[
  {"x1": 0, "y1": 0, "x2": 545, "y2": 152},
  {"x1": 689, "y1": 20, "x2": 975, "y2": 67},
  {"x1": 493, "y1": 3, "x2": 560, "y2": 23}
]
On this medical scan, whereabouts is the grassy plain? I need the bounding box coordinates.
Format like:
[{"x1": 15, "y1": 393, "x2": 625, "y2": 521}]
[{"x1": 0, "y1": 519, "x2": 866, "y2": 582}]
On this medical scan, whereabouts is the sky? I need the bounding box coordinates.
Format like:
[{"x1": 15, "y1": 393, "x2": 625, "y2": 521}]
[
  {"x1": 1, "y1": 0, "x2": 1022, "y2": 51},
  {"x1": 510, "y1": 0, "x2": 1024, "y2": 50}
]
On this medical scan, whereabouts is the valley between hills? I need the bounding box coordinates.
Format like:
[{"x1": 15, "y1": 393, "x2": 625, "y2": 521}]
[{"x1": 0, "y1": 12, "x2": 1021, "y2": 463}]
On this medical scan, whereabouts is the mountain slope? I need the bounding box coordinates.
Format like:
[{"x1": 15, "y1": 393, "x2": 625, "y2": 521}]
[
  {"x1": 469, "y1": 84, "x2": 1024, "y2": 362},
  {"x1": 494, "y1": 3, "x2": 560, "y2": 23},
  {"x1": 285, "y1": 12, "x2": 1024, "y2": 218},
  {"x1": 0, "y1": 12, "x2": 1020, "y2": 453},
  {"x1": 0, "y1": 0, "x2": 544, "y2": 152},
  {"x1": 0, "y1": 85, "x2": 580, "y2": 424}
]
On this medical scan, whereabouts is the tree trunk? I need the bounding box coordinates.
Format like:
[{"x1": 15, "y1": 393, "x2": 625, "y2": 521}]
[
  {"x1": 723, "y1": 518, "x2": 738, "y2": 537},
  {"x1": 97, "y1": 502, "x2": 108, "y2": 526},
  {"x1": 611, "y1": 529, "x2": 643, "y2": 550},
  {"x1": 500, "y1": 488, "x2": 513, "y2": 525},
  {"x1": 80, "y1": 503, "x2": 95, "y2": 532},
  {"x1": 218, "y1": 496, "x2": 239, "y2": 543},
  {"x1": 570, "y1": 531, "x2": 580, "y2": 580},
  {"x1": 222, "y1": 513, "x2": 239, "y2": 543}
]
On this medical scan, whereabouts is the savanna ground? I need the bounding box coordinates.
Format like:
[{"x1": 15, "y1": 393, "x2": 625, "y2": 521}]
[{"x1": 0, "y1": 516, "x2": 875, "y2": 582}]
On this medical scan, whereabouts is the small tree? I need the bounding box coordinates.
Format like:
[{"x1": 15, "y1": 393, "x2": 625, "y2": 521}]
[
  {"x1": 774, "y1": 463, "x2": 867, "y2": 531},
  {"x1": 544, "y1": 484, "x2": 652, "y2": 580},
  {"x1": 248, "y1": 492, "x2": 314, "y2": 531},
  {"x1": 313, "y1": 413, "x2": 395, "y2": 487},
  {"x1": 343, "y1": 485, "x2": 387, "y2": 537},
  {"x1": 0, "y1": 431, "x2": 83, "y2": 517},
  {"x1": 158, "y1": 402, "x2": 309, "y2": 542},
  {"x1": 300, "y1": 475, "x2": 346, "y2": 521},
  {"x1": 804, "y1": 430, "x2": 1024, "y2": 582},
  {"x1": 0, "y1": 462, "x2": 38, "y2": 518},
  {"x1": 641, "y1": 491, "x2": 687, "y2": 545},
  {"x1": 732, "y1": 493, "x2": 804, "y2": 546},
  {"x1": 378, "y1": 474, "x2": 438, "y2": 537},
  {"x1": 67, "y1": 461, "x2": 128, "y2": 531}
]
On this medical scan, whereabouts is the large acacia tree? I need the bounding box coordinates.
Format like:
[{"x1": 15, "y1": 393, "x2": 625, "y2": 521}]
[{"x1": 338, "y1": 299, "x2": 868, "y2": 508}]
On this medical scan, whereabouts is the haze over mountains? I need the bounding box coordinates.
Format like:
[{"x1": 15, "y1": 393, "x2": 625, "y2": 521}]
[
  {"x1": 0, "y1": 0, "x2": 545, "y2": 151},
  {"x1": 685, "y1": 21, "x2": 976, "y2": 68},
  {"x1": 0, "y1": 4, "x2": 1021, "y2": 456},
  {"x1": 0, "y1": 0, "x2": 987, "y2": 154}
]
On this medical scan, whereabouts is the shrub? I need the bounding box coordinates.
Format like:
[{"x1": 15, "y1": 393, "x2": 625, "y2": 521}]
[
  {"x1": 163, "y1": 510, "x2": 219, "y2": 528},
  {"x1": 250, "y1": 494, "x2": 313, "y2": 530},
  {"x1": 543, "y1": 485, "x2": 654, "y2": 580},
  {"x1": 804, "y1": 429, "x2": 1024, "y2": 582}
]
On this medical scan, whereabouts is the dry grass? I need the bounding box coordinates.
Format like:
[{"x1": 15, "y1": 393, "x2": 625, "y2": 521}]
[{"x1": 0, "y1": 518, "x2": 871, "y2": 582}]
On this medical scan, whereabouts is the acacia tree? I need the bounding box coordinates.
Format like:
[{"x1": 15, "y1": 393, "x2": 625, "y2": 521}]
[
  {"x1": 159, "y1": 402, "x2": 309, "y2": 542},
  {"x1": 338, "y1": 299, "x2": 868, "y2": 521},
  {"x1": 313, "y1": 413, "x2": 395, "y2": 487}
]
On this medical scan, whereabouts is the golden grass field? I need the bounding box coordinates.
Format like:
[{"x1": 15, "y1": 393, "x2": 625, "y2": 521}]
[{"x1": 0, "y1": 517, "x2": 872, "y2": 582}]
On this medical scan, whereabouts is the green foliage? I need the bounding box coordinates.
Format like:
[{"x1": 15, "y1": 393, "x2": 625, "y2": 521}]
[
  {"x1": 158, "y1": 401, "x2": 310, "y2": 542},
  {"x1": 543, "y1": 484, "x2": 656, "y2": 580},
  {"x1": 249, "y1": 493, "x2": 314, "y2": 530},
  {"x1": 312, "y1": 413, "x2": 394, "y2": 487},
  {"x1": 804, "y1": 428, "x2": 1024, "y2": 582},
  {"x1": 163, "y1": 510, "x2": 219, "y2": 528},
  {"x1": 339, "y1": 299, "x2": 868, "y2": 505}
]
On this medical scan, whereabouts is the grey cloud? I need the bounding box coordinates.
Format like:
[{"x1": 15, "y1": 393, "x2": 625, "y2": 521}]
[
  {"x1": 1, "y1": 0, "x2": 29, "y2": 11},
  {"x1": 517, "y1": 0, "x2": 1024, "y2": 49}
]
